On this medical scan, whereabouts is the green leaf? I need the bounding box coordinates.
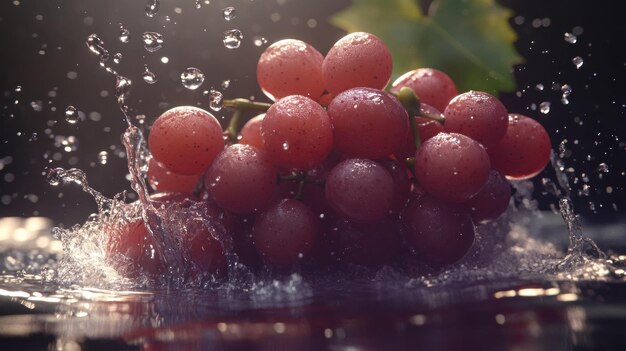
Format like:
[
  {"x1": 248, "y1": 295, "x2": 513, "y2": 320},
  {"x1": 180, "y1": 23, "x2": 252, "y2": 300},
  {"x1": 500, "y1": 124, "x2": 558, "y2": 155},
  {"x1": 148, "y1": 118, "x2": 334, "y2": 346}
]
[{"x1": 330, "y1": 0, "x2": 523, "y2": 94}]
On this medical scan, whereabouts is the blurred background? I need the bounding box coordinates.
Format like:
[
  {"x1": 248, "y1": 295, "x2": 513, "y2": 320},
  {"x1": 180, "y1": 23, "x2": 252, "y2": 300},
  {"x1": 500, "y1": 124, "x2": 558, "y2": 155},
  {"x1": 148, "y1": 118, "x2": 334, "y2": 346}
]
[{"x1": 0, "y1": 0, "x2": 624, "y2": 229}]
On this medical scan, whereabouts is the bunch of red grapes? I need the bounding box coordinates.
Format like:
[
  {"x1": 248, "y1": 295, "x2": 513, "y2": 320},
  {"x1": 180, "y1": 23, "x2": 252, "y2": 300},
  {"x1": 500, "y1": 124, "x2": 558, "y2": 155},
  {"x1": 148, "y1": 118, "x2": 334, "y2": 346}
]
[{"x1": 106, "y1": 32, "x2": 551, "y2": 278}]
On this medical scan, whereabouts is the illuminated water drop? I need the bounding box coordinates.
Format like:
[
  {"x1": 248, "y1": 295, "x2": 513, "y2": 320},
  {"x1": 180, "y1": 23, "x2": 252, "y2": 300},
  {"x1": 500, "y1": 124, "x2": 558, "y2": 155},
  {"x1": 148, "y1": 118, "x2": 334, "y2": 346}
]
[
  {"x1": 118, "y1": 26, "x2": 130, "y2": 43},
  {"x1": 145, "y1": 0, "x2": 160, "y2": 17},
  {"x1": 253, "y1": 36, "x2": 267, "y2": 47},
  {"x1": 222, "y1": 7, "x2": 236, "y2": 21},
  {"x1": 223, "y1": 29, "x2": 243, "y2": 49},
  {"x1": 180, "y1": 67, "x2": 205, "y2": 90},
  {"x1": 113, "y1": 52, "x2": 122, "y2": 64},
  {"x1": 539, "y1": 101, "x2": 551, "y2": 114},
  {"x1": 142, "y1": 66, "x2": 157, "y2": 84},
  {"x1": 142, "y1": 32, "x2": 164, "y2": 52},
  {"x1": 97, "y1": 151, "x2": 108, "y2": 165},
  {"x1": 597, "y1": 163, "x2": 609, "y2": 173},
  {"x1": 572, "y1": 56, "x2": 584, "y2": 69},
  {"x1": 65, "y1": 106, "x2": 79, "y2": 124},
  {"x1": 564, "y1": 32, "x2": 577, "y2": 44},
  {"x1": 207, "y1": 89, "x2": 223, "y2": 111},
  {"x1": 221, "y1": 80, "x2": 230, "y2": 90}
]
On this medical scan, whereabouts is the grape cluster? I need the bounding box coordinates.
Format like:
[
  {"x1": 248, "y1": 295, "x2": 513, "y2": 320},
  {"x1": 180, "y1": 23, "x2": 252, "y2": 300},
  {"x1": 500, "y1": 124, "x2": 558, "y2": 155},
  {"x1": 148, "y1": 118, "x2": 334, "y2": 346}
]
[{"x1": 108, "y1": 32, "x2": 552, "y2": 277}]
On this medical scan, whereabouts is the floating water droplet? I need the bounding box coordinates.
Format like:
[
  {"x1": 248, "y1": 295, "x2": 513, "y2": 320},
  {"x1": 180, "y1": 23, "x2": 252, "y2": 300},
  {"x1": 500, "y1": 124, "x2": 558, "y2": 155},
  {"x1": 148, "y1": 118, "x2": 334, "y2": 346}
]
[
  {"x1": 596, "y1": 163, "x2": 609, "y2": 173},
  {"x1": 65, "y1": 106, "x2": 79, "y2": 124},
  {"x1": 30, "y1": 100, "x2": 43, "y2": 112},
  {"x1": 142, "y1": 66, "x2": 157, "y2": 84},
  {"x1": 135, "y1": 114, "x2": 146, "y2": 124},
  {"x1": 572, "y1": 56, "x2": 584, "y2": 69},
  {"x1": 195, "y1": 0, "x2": 202, "y2": 9},
  {"x1": 535, "y1": 83, "x2": 544, "y2": 91},
  {"x1": 223, "y1": 29, "x2": 243, "y2": 49},
  {"x1": 539, "y1": 101, "x2": 551, "y2": 114},
  {"x1": 97, "y1": 151, "x2": 108, "y2": 165},
  {"x1": 142, "y1": 32, "x2": 164, "y2": 52},
  {"x1": 222, "y1": 7, "x2": 236, "y2": 21},
  {"x1": 86, "y1": 34, "x2": 107, "y2": 56},
  {"x1": 282, "y1": 142, "x2": 290, "y2": 150},
  {"x1": 145, "y1": 0, "x2": 160, "y2": 17},
  {"x1": 30, "y1": 132, "x2": 38, "y2": 141},
  {"x1": 46, "y1": 168, "x2": 62, "y2": 186},
  {"x1": 113, "y1": 52, "x2": 122, "y2": 64},
  {"x1": 221, "y1": 80, "x2": 230, "y2": 90},
  {"x1": 119, "y1": 26, "x2": 130, "y2": 43},
  {"x1": 115, "y1": 76, "x2": 132, "y2": 111},
  {"x1": 180, "y1": 67, "x2": 205, "y2": 90},
  {"x1": 564, "y1": 32, "x2": 577, "y2": 44},
  {"x1": 253, "y1": 36, "x2": 267, "y2": 47},
  {"x1": 561, "y1": 84, "x2": 572, "y2": 105},
  {"x1": 15, "y1": 85, "x2": 22, "y2": 92},
  {"x1": 207, "y1": 89, "x2": 223, "y2": 111}
]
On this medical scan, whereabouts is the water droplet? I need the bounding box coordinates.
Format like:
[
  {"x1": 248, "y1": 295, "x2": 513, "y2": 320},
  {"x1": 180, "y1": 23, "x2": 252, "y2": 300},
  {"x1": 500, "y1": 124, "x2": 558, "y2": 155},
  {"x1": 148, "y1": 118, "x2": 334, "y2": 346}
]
[
  {"x1": 97, "y1": 151, "x2": 108, "y2": 165},
  {"x1": 207, "y1": 89, "x2": 223, "y2": 111},
  {"x1": 65, "y1": 106, "x2": 79, "y2": 124},
  {"x1": 539, "y1": 101, "x2": 551, "y2": 114},
  {"x1": 180, "y1": 67, "x2": 205, "y2": 90},
  {"x1": 564, "y1": 32, "x2": 577, "y2": 44},
  {"x1": 115, "y1": 76, "x2": 132, "y2": 110},
  {"x1": 145, "y1": 0, "x2": 160, "y2": 17},
  {"x1": 561, "y1": 84, "x2": 572, "y2": 105},
  {"x1": 30, "y1": 132, "x2": 38, "y2": 141},
  {"x1": 222, "y1": 7, "x2": 236, "y2": 21},
  {"x1": 86, "y1": 34, "x2": 106, "y2": 56},
  {"x1": 596, "y1": 163, "x2": 609, "y2": 173},
  {"x1": 221, "y1": 80, "x2": 230, "y2": 90},
  {"x1": 113, "y1": 52, "x2": 122, "y2": 64},
  {"x1": 223, "y1": 29, "x2": 243, "y2": 49},
  {"x1": 142, "y1": 66, "x2": 157, "y2": 84},
  {"x1": 15, "y1": 85, "x2": 22, "y2": 92},
  {"x1": 142, "y1": 32, "x2": 164, "y2": 52},
  {"x1": 135, "y1": 114, "x2": 146, "y2": 124},
  {"x1": 30, "y1": 100, "x2": 43, "y2": 112},
  {"x1": 195, "y1": 0, "x2": 202, "y2": 9},
  {"x1": 282, "y1": 142, "x2": 290, "y2": 150},
  {"x1": 572, "y1": 56, "x2": 584, "y2": 69},
  {"x1": 253, "y1": 36, "x2": 267, "y2": 47},
  {"x1": 535, "y1": 83, "x2": 544, "y2": 91},
  {"x1": 119, "y1": 26, "x2": 130, "y2": 43}
]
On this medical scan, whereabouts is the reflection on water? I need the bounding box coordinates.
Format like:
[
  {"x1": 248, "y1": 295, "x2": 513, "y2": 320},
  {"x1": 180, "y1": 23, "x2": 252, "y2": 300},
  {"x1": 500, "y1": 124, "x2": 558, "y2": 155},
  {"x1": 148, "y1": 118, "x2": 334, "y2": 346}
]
[{"x1": 1, "y1": 216, "x2": 626, "y2": 350}]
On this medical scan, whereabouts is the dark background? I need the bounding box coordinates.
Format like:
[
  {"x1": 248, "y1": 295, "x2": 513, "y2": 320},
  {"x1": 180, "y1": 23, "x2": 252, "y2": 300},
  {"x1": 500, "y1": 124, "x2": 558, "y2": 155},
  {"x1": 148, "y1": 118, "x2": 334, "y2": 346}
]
[{"x1": 0, "y1": 0, "x2": 624, "y2": 227}]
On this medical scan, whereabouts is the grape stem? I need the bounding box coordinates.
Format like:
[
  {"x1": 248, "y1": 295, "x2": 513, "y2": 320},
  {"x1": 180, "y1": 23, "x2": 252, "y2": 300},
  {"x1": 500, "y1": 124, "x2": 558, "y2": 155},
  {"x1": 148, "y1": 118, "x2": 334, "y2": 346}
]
[
  {"x1": 223, "y1": 98, "x2": 272, "y2": 112},
  {"x1": 225, "y1": 109, "x2": 243, "y2": 144},
  {"x1": 394, "y1": 87, "x2": 446, "y2": 149},
  {"x1": 405, "y1": 157, "x2": 416, "y2": 177}
]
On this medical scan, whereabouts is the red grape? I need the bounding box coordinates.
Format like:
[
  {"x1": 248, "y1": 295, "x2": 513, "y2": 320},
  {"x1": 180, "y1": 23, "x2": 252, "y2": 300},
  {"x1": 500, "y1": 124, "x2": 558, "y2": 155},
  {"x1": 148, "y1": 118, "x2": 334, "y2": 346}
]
[
  {"x1": 378, "y1": 157, "x2": 411, "y2": 212},
  {"x1": 252, "y1": 199, "x2": 319, "y2": 267},
  {"x1": 401, "y1": 195, "x2": 475, "y2": 266},
  {"x1": 414, "y1": 133, "x2": 490, "y2": 203},
  {"x1": 327, "y1": 87, "x2": 409, "y2": 159},
  {"x1": 257, "y1": 39, "x2": 325, "y2": 101},
  {"x1": 322, "y1": 32, "x2": 392, "y2": 94},
  {"x1": 443, "y1": 91, "x2": 509, "y2": 149},
  {"x1": 205, "y1": 144, "x2": 278, "y2": 214},
  {"x1": 325, "y1": 159, "x2": 394, "y2": 223},
  {"x1": 390, "y1": 68, "x2": 458, "y2": 111},
  {"x1": 237, "y1": 113, "x2": 265, "y2": 150},
  {"x1": 328, "y1": 216, "x2": 402, "y2": 266},
  {"x1": 465, "y1": 169, "x2": 511, "y2": 222},
  {"x1": 148, "y1": 106, "x2": 224, "y2": 175},
  {"x1": 185, "y1": 218, "x2": 227, "y2": 274},
  {"x1": 261, "y1": 95, "x2": 333, "y2": 170},
  {"x1": 488, "y1": 114, "x2": 552, "y2": 180},
  {"x1": 147, "y1": 158, "x2": 200, "y2": 193}
]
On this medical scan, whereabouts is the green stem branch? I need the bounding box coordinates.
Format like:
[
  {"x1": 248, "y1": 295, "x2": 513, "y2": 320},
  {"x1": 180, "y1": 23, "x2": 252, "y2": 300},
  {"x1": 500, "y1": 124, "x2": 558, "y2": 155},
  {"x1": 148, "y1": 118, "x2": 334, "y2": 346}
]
[{"x1": 223, "y1": 98, "x2": 271, "y2": 112}]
